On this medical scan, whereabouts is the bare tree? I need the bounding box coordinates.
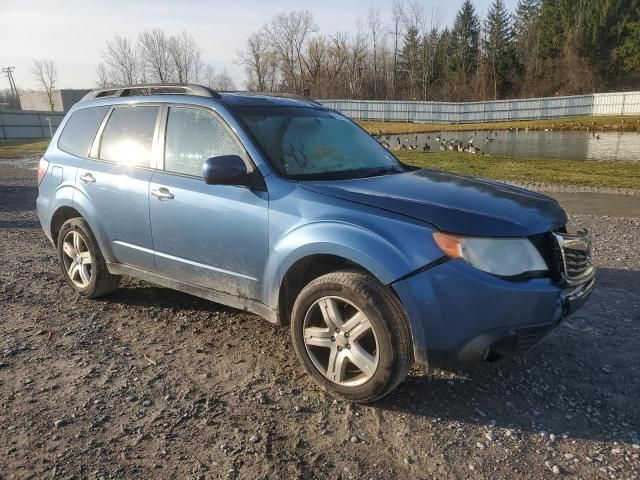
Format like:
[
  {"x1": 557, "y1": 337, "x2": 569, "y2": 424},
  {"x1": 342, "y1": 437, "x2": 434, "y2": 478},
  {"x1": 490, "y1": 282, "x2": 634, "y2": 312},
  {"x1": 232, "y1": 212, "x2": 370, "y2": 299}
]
[
  {"x1": 367, "y1": 7, "x2": 383, "y2": 98},
  {"x1": 168, "y1": 31, "x2": 202, "y2": 83},
  {"x1": 31, "y1": 59, "x2": 58, "y2": 110},
  {"x1": 95, "y1": 63, "x2": 114, "y2": 88},
  {"x1": 211, "y1": 70, "x2": 236, "y2": 91},
  {"x1": 101, "y1": 36, "x2": 140, "y2": 85},
  {"x1": 262, "y1": 10, "x2": 318, "y2": 94},
  {"x1": 390, "y1": 1, "x2": 405, "y2": 98},
  {"x1": 238, "y1": 32, "x2": 273, "y2": 91},
  {"x1": 139, "y1": 29, "x2": 173, "y2": 82}
]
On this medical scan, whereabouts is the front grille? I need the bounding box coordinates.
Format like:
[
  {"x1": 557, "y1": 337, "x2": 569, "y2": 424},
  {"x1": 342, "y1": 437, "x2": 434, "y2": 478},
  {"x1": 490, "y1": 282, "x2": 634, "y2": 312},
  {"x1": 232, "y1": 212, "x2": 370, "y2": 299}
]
[{"x1": 552, "y1": 231, "x2": 594, "y2": 286}]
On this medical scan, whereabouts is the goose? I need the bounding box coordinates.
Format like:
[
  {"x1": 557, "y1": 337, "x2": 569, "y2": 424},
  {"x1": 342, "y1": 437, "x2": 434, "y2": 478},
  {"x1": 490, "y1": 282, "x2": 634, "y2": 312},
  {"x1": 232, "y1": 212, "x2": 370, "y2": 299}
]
[
  {"x1": 439, "y1": 143, "x2": 446, "y2": 151},
  {"x1": 423, "y1": 143, "x2": 430, "y2": 152},
  {"x1": 381, "y1": 141, "x2": 391, "y2": 149},
  {"x1": 485, "y1": 136, "x2": 495, "y2": 142},
  {"x1": 409, "y1": 144, "x2": 418, "y2": 151},
  {"x1": 396, "y1": 137, "x2": 401, "y2": 145}
]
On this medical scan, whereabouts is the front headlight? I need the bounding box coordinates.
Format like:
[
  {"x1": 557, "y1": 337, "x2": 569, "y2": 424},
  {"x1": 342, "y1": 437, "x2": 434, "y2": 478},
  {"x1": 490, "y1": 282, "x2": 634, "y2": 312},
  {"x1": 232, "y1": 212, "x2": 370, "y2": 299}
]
[{"x1": 433, "y1": 231, "x2": 548, "y2": 277}]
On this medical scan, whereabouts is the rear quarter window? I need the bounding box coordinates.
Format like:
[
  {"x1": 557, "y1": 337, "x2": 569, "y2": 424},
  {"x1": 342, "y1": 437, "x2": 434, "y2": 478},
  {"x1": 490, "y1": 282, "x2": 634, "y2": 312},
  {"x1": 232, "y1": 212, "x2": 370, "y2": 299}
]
[{"x1": 57, "y1": 106, "x2": 109, "y2": 157}]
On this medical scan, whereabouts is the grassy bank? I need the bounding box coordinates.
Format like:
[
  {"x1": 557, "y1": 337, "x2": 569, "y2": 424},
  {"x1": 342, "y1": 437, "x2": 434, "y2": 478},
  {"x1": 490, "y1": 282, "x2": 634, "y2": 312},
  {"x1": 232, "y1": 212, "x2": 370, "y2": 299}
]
[
  {"x1": 361, "y1": 115, "x2": 640, "y2": 135},
  {"x1": 0, "y1": 139, "x2": 50, "y2": 159},
  {"x1": 1, "y1": 139, "x2": 638, "y2": 190},
  {"x1": 396, "y1": 151, "x2": 640, "y2": 190}
]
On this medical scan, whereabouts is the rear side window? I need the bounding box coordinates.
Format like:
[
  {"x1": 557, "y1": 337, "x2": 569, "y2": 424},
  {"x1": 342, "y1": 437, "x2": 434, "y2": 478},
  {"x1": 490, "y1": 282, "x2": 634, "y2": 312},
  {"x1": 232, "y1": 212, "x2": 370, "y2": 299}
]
[
  {"x1": 57, "y1": 106, "x2": 109, "y2": 157},
  {"x1": 164, "y1": 107, "x2": 245, "y2": 177},
  {"x1": 99, "y1": 106, "x2": 159, "y2": 167}
]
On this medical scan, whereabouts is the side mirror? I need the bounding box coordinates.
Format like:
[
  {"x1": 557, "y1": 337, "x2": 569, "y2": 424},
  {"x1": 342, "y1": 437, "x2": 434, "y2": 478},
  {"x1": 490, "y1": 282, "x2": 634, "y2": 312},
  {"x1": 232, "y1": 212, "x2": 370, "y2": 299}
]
[{"x1": 202, "y1": 155, "x2": 253, "y2": 188}]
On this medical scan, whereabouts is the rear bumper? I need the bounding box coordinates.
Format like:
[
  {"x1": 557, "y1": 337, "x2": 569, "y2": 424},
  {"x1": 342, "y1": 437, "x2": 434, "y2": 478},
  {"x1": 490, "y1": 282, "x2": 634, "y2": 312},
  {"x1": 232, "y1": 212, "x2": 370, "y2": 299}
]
[{"x1": 392, "y1": 259, "x2": 595, "y2": 368}]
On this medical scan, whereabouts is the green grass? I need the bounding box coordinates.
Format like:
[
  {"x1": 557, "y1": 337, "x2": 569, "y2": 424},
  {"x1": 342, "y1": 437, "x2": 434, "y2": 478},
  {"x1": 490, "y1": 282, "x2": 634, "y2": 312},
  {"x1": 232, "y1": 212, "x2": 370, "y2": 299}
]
[
  {"x1": 360, "y1": 115, "x2": 640, "y2": 135},
  {"x1": 0, "y1": 139, "x2": 50, "y2": 159},
  {"x1": 395, "y1": 151, "x2": 640, "y2": 190}
]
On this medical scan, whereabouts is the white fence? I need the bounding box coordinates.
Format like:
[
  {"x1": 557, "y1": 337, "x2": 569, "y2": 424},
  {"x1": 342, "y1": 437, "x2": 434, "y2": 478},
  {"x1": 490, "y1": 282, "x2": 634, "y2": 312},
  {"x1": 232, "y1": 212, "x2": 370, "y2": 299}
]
[
  {"x1": 0, "y1": 110, "x2": 66, "y2": 140},
  {"x1": 319, "y1": 91, "x2": 640, "y2": 124}
]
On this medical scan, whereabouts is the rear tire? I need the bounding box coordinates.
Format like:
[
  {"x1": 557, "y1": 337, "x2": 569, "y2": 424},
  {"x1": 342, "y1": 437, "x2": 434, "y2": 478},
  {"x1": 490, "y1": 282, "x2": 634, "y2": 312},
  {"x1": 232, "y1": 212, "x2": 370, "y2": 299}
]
[
  {"x1": 57, "y1": 217, "x2": 120, "y2": 298},
  {"x1": 291, "y1": 270, "x2": 412, "y2": 403}
]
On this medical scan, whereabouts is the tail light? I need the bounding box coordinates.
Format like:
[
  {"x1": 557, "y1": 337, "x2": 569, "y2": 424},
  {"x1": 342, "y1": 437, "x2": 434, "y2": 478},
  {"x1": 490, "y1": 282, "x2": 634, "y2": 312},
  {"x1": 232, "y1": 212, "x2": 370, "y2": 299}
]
[{"x1": 37, "y1": 157, "x2": 49, "y2": 186}]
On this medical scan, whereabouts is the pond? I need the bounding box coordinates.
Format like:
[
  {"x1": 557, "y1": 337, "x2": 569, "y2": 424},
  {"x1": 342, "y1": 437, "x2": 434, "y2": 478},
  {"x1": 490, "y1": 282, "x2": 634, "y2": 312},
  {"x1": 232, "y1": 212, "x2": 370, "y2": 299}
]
[{"x1": 381, "y1": 130, "x2": 640, "y2": 162}]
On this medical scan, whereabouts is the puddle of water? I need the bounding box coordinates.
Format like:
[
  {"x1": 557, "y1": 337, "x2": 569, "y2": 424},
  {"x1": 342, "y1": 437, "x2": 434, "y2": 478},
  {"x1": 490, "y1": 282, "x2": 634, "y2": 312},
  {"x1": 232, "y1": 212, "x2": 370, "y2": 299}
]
[{"x1": 381, "y1": 130, "x2": 640, "y2": 162}]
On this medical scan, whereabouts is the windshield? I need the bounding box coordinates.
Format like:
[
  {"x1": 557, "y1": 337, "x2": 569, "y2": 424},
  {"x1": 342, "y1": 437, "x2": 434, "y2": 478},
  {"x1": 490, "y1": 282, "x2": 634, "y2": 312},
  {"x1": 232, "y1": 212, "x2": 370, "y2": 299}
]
[{"x1": 234, "y1": 106, "x2": 403, "y2": 180}]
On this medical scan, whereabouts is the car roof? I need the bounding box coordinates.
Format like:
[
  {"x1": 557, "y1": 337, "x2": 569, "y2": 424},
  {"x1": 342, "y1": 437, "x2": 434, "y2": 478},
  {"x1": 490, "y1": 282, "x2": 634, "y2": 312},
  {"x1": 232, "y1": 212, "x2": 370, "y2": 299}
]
[{"x1": 78, "y1": 84, "x2": 324, "y2": 110}]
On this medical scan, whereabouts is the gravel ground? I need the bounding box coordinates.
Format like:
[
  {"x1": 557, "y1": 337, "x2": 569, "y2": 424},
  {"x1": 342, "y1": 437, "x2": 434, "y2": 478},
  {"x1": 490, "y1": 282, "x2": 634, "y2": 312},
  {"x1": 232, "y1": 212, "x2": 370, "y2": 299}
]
[{"x1": 1, "y1": 159, "x2": 639, "y2": 479}]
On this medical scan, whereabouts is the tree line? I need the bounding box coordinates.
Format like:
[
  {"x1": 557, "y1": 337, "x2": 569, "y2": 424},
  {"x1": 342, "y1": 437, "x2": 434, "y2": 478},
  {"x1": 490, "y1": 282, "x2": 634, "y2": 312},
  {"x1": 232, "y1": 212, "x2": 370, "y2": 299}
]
[
  {"x1": 95, "y1": 29, "x2": 236, "y2": 91},
  {"x1": 237, "y1": 0, "x2": 640, "y2": 101},
  {"x1": 2, "y1": 0, "x2": 638, "y2": 110}
]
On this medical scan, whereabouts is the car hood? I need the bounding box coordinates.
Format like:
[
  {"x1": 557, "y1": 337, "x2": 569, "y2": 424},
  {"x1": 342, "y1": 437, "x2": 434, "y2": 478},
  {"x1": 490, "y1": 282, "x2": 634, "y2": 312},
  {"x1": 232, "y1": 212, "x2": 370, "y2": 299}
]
[{"x1": 300, "y1": 169, "x2": 567, "y2": 237}]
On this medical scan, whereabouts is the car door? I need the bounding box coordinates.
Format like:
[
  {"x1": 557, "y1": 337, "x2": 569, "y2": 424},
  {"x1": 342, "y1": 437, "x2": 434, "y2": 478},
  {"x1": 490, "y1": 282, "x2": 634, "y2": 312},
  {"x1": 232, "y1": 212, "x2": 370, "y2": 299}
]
[
  {"x1": 149, "y1": 105, "x2": 268, "y2": 301},
  {"x1": 75, "y1": 104, "x2": 160, "y2": 271}
]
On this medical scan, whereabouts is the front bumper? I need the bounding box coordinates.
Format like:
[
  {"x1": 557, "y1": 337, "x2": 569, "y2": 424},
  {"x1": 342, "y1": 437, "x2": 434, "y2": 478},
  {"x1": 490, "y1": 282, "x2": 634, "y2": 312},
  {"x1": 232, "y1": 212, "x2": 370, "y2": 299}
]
[{"x1": 392, "y1": 259, "x2": 595, "y2": 369}]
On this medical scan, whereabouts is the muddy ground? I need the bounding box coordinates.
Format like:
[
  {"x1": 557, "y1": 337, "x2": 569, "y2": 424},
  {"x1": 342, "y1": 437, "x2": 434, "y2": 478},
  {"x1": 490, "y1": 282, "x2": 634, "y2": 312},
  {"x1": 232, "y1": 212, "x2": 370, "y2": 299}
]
[{"x1": 1, "y1": 157, "x2": 639, "y2": 479}]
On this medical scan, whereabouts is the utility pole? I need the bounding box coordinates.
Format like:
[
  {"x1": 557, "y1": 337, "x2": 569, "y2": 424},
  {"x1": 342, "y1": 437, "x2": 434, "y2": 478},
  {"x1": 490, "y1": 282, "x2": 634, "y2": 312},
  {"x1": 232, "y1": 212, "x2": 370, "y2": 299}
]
[{"x1": 2, "y1": 66, "x2": 21, "y2": 109}]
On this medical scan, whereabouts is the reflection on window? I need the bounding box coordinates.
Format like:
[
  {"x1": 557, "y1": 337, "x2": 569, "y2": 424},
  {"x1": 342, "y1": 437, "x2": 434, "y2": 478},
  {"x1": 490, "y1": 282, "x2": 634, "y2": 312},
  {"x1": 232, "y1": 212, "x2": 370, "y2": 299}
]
[
  {"x1": 239, "y1": 108, "x2": 398, "y2": 177},
  {"x1": 165, "y1": 107, "x2": 244, "y2": 177},
  {"x1": 99, "y1": 106, "x2": 159, "y2": 166}
]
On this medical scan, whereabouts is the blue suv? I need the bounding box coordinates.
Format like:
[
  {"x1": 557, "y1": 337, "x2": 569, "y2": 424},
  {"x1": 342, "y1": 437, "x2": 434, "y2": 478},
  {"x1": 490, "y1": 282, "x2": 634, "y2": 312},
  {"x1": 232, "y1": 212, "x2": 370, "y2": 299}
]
[{"x1": 37, "y1": 84, "x2": 595, "y2": 402}]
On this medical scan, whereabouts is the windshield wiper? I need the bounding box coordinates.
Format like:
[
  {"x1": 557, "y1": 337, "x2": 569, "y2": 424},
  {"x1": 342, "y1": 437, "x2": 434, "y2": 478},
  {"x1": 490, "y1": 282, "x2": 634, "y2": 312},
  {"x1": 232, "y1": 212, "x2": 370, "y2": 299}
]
[{"x1": 356, "y1": 166, "x2": 404, "y2": 178}]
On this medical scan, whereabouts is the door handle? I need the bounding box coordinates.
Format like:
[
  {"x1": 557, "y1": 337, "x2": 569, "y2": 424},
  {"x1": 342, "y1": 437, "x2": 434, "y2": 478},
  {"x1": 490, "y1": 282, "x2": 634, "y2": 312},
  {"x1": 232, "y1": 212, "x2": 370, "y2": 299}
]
[
  {"x1": 79, "y1": 173, "x2": 95, "y2": 184},
  {"x1": 151, "y1": 187, "x2": 174, "y2": 200}
]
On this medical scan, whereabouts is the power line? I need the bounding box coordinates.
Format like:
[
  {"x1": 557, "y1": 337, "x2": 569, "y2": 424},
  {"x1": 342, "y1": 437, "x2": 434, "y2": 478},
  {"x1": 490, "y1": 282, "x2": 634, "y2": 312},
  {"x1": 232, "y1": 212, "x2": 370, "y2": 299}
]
[{"x1": 2, "y1": 66, "x2": 21, "y2": 109}]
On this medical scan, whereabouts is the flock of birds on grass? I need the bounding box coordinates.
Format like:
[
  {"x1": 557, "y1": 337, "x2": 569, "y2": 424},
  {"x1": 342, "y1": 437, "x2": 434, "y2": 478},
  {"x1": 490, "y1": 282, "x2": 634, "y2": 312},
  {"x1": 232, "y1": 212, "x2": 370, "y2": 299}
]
[
  {"x1": 372, "y1": 124, "x2": 605, "y2": 155},
  {"x1": 373, "y1": 130, "x2": 499, "y2": 155}
]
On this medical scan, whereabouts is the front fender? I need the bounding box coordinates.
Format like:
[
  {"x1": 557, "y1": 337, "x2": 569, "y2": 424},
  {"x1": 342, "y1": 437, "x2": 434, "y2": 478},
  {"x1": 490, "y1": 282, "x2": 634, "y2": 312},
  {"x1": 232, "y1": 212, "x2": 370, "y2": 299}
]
[{"x1": 264, "y1": 220, "x2": 432, "y2": 308}]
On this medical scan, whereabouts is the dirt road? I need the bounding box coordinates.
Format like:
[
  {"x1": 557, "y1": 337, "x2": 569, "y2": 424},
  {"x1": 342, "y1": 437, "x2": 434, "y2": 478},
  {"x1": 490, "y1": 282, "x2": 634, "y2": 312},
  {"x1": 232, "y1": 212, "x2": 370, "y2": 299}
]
[{"x1": 1, "y1": 157, "x2": 639, "y2": 479}]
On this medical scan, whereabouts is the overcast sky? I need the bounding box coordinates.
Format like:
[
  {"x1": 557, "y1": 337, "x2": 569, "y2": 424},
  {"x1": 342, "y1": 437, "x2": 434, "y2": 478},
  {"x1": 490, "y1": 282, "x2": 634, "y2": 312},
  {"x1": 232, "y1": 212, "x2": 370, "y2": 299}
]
[{"x1": 1, "y1": 0, "x2": 518, "y2": 92}]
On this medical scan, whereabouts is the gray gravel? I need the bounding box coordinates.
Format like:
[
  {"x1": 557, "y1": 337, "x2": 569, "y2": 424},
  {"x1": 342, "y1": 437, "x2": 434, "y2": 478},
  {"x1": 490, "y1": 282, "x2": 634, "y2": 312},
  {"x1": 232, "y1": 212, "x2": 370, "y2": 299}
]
[{"x1": 1, "y1": 160, "x2": 639, "y2": 479}]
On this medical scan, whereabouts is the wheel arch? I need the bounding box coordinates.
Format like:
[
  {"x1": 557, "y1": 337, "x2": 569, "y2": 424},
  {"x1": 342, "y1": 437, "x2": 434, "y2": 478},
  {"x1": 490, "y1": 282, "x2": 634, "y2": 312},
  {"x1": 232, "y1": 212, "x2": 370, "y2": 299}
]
[
  {"x1": 277, "y1": 254, "x2": 375, "y2": 326},
  {"x1": 49, "y1": 197, "x2": 114, "y2": 262}
]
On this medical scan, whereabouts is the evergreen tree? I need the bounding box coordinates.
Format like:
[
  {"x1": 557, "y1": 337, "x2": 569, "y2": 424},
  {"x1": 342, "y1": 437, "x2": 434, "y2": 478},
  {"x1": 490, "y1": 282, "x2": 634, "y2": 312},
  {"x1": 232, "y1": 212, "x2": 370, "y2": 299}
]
[
  {"x1": 615, "y1": 20, "x2": 640, "y2": 74},
  {"x1": 514, "y1": 0, "x2": 540, "y2": 39},
  {"x1": 399, "y1": 26, "x2": 422, "y2": 99},
  {"x1": 484, "y1": 0, "x2": 516, "y2": 99},
  {"x1": 452, "y1": 0, "x2": 481, "y2": 74},
  {"x1": 513, "y1": 0, "x2": 541, "y2": 93}
]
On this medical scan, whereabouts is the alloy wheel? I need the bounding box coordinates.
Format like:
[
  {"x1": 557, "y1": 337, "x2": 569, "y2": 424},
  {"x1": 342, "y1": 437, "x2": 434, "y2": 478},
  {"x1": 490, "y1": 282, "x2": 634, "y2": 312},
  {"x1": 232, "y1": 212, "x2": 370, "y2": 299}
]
[
  {"x1": 302, "y1": 296, "x2": 379, "y2": 387},
  {"x1": 61, "y1": 230, "x2": 93, "y2": 288}
]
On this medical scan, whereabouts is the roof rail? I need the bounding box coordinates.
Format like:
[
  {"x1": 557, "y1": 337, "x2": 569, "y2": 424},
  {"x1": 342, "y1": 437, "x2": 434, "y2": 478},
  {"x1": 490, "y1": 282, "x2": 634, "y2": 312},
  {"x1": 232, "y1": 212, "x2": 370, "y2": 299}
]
[
  {"x1": 81, "y1": 83, "x2": 221, "y2": 101},
  {"x1": 230, "y1": 91, "x2": 323, "y2": 106}
]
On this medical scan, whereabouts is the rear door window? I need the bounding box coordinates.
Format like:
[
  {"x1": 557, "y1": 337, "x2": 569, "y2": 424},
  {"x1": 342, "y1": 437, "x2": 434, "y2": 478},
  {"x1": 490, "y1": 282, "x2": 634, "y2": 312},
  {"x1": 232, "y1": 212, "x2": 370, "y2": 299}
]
[
  {"x1": 164, "y1": 106, "x2": 245, "y2": 177},
  {"x1": 98, "y1": 105, "x2": 159, "y2": 167},
  {"x1": 57, "y1": 106, "x2": 109, "y2": 157}
]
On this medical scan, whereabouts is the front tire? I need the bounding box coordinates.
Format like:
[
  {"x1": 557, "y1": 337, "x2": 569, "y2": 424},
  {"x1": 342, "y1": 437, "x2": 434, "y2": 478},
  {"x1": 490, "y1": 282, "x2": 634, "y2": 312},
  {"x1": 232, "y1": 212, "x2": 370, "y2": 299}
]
[
  {"x1": 57, "y1": 217, "x2": 120, "y2": 298},
  {"x1": 291, "y1": 270, "x2": 412, "y2": 403}
]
